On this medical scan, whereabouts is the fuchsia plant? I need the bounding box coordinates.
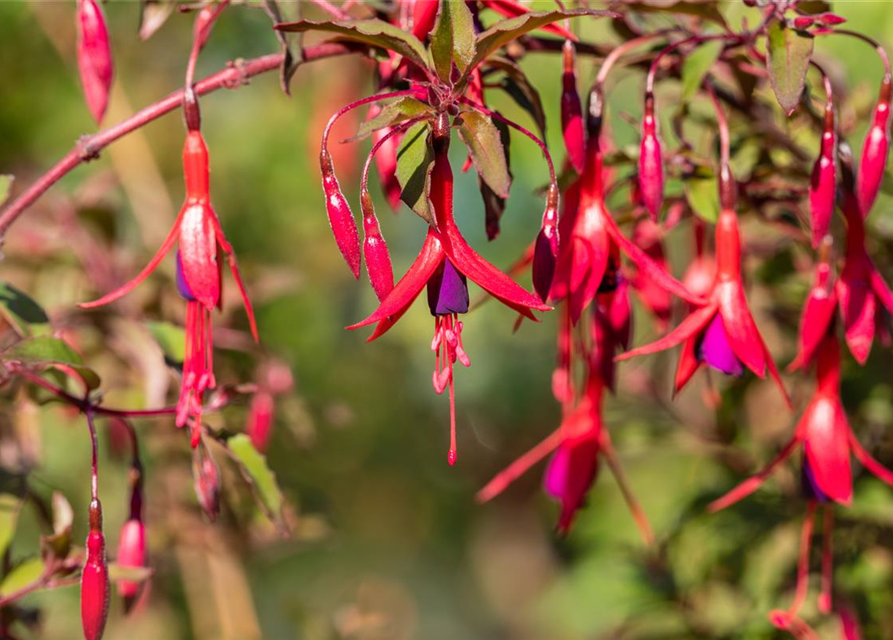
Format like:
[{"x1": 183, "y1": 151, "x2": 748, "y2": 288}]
[{"x1": 5, "y1": 1, "x2": 893, "y2": 638}]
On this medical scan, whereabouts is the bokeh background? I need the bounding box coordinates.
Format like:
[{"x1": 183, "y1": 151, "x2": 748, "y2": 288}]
[{"x1": 1, "y1": 1, "x2": 893, "y2": 639}]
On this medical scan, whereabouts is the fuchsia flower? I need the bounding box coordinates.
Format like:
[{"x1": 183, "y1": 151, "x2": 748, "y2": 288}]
[
  {"x1": 81, "y1": 500, "x2": 109, "y2": 640},
  {"x1": 76, "y1": 0, "x2": 113, "y2": 124},
  {"x1": 549, "y1": 127, "x2": 702, "y2": 323},
  {"x1": 638, "y1": 93, "x2": 664, "y2": 222},
  {"x1": 809, "y1": 97, "x2": 837, "y2": 247},
  {"x1": 349, "y1": 116, "x2": 549, "y2": 465},
  {"x1": 618, "y1": 204, "x2": 790, "y2": 403},
  {"x1": 81, "y1": 131, "x2": 258, "y2": 445},
  {"x1": 629, "y1": 216, "x2": 674, "y2": 332}
]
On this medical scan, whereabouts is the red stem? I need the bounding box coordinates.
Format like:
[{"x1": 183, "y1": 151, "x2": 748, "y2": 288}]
[{"x1": 0, "y1": 44, "x2": 354, "y2": 240}]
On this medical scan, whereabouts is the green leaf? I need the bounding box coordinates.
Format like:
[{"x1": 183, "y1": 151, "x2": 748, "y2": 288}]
[
  {"x1": 0, "y1": 494, "x2": 22, "y2": 560},
  {"x1": 684, "y1": 169, "x2": 720, "y2": 223},
  {"x1": 0, "y1": 557, "x2": 44, "y2": 596},
  {"x1": 681, "y1": 40, "x2": 723, "y2": 101},
  {"x1": 147, "y1": 321, "x2": 186, "y2": 368},
  {"x1": 430, "y1": 0, "x2": 476, "y2": 81},
  {"x1": 9, "y1": 337, "x2": 101, "y2": 391},
  {"x1": 352, "y1": 98, "x2": 431, "y2": 142},
  {"x1": 396, "y1": 122, "x2": 436, "y2": 225},
  {"x1": 0, "y1": 175, "x2": 12, "y2": 208},
  {"x1": 467, "y1": 9, "x2": 617, "y2": 75},
  {"x1": 488, "y1": 57, "x2": 546, "y2": 138},
  {"x1": 457, "y1": 111, "x2": 511, "y2": 198},
  {"x1": 766, "y1": 21, "x2": 814, "y2": 116},
  {"x1": 275, "y1": 18, "x2": 429, "y2": 71},
  {"x1": 625, "y1": 1, "x2": 728, "y2": 29},
  {"x1": 0, "y1": 281, "x2": 50, "y2": 336},
  {"x1": 227, "y1": 434, "x2": 284, "y2": 521}
]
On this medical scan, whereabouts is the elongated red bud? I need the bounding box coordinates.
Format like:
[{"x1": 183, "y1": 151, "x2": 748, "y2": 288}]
[
  {"x1": 115, "y1": 518, "x2": 147, "y2": 610},
  {"x1": 76, "y1": 0, "x2": 113, "y2": 124},
  {"x1": 81, "y1": 500, "x2": 110, "y2": 640},
  {"x1": 247, "y1": 391, "x2": 275, "y2": 452},
  {"x1": 561, "y1": 41, "x2": 585, "y2": 174},
  {"x1": 638, "y1": 94, "x2": 664, "y2": 222},
  {"x1": 810, "y1": 104, "x2": 838, "y2": 246},
  {"x1": 411, "y1": 0, "x2": 439, "y2": 40},
  {"x1": 533, "y1": 184, "x2": 560, "y2": 302},
  {"x1": 192, "y1": 445, "x2": 220, "y2": 520},
  {"x1": 857, "y1": 76, "x2": 891, "y2": 217},
  {"x1": 360, "y1": 189, "x2": 395, "y2": 301},
  {"x1": 320, "y1": 151, "x2": 361, "y2": 278}
]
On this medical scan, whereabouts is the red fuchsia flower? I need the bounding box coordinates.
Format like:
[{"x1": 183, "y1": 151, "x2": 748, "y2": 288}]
[
  {"x1": 76, "y1": 0, "x2": 113, "y2": 124},
  {"x1": 81, "y1": 131, "x2": 258, "y2": 446},
  {"x1": 709, "y1": 332, "x2": 893, "y2": 623},
  {"x1": 838, "y1": 605, "x2": 862, "y2": 640},
  {"x1": 193, "y1": 442, "x2": 221, "y2": 520},
  {"x1": 549, "y1": 113, "x2": 702, "y2": 324},
  {"x1": 856, "y1": 75, "x2": 891, "y2": 217},
  {"x1": 407, "y1": 0, "x2": 439, "y2": 41},
  {"x1": 834, "y1": 154, "x2": 893, "y2": 364},
  {"x1": 478, "y1": 347, "x2": 651, "y2": 539},
  {"x1": 638, "y1": 92, "x2": 664, "y2": 223},
  {"x1": 116, "y1": 452, "x2": 147, "y2": 611},
  {"x1": 349, "y1": 115, "x2": 549, "y2": 465},
  {"x1": 681, "y1": 221, "x2": 715, "y2": 302},
  {"x1": 247, "y1": 391, "x2": 275, "y2": 452},
  {"x1": 561, "y1": 40, "x2": 585, "y2": 175},
  {"x1": 788, "y1": 243, "x2": 838, "y2": 373},
  {"x1": 81, "y1": 500, "x2": 110, "y2": 640},
  {"x1": 617, "y1": 205, "x2": 790, "y2": 403},
  {"x1": 629, "y1": 216, "x2": 674, "y2": 332},
  {"x1": 809, "y1": 86, "x2": 837, "y2": 248}
]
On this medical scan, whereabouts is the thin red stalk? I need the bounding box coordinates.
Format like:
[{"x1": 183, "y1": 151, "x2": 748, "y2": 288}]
[
  {"x1": 85, "y1": 411, "x2": 100, "y2": 501},
  {"x1": 594, "y1": 30, "x2": 673, "y2": 90},
  {"x1": 322, "y1": 90, "x2": 420, "y2": 154},
  {"x1": 360, "y1": 116, "x2": 429, "y2": 196},
  {"x1": 789, "y1": 501, "x2": 817, "y2": 618},
  {"x1": 820, "y1": 506, "x2": 834, "y2": 613},
  {"x1": 828, "y1": 30, "x2": 891, "y2": 81},
  {"x1": 0, "y1": 45, "x2": 354, "y2": 240},
  {"x1": 476, "y1": 429, "x2": 564, "y2": 503},
  {"x1": 706, "y1": 84, "x2": 734, "y2": 209},
  {"x1": 460, "y1": 98, "x2": 556, "y2": 186},
  {"x1": 600, "y1": 430, "x2": 654, "y2": 545}
]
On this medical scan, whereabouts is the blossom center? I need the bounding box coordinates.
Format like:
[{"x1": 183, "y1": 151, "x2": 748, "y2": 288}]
[
  {"x1": 697, "y1": 314, "x2": 744, "y2": 376},
  {"x1": 427, "y1": 258, "x2": 469, "y2": 316}
]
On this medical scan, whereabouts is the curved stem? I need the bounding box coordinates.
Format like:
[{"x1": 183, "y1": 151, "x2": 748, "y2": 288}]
[
  {"x1": 0, "y1": 44, "x2": 355, "y2": 241},
  {"x1": 594, "y1": 30, "x2": 673, "y2": 91},
  {"x1": 828, "y1": 30, "x2": 891, "y2": 81},
  {"x1": 360, "y1": 116, "x2": 429, "y2": 197},
  {"x1": 322, "y1": 90, "x2": 421, "y2": 157},
  {"x1": 85, "y1": 411, "x2": 99, "y2": 502},
  {"x1": 706, "y1": 83, "x2": 735, "y2": 210}
]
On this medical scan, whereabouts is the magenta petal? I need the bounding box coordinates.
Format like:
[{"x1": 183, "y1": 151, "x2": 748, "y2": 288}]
[
  {"x1": 697, "y1": 314, "x2": 745, "y2": 376},
  {"x1": 427, "y1": 258, "x2": 469, "y2": 316},
  {"x1": 543, "y1": 446, "x2": 570, "y2": 498},
  {"x1": 801, "y1": 458, "x2": 831, "y2": 503}
]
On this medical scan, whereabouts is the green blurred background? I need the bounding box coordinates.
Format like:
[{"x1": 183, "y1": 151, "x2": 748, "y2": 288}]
[{"x1": 1, "y1": 2, "x2": 893, "y2": 639}]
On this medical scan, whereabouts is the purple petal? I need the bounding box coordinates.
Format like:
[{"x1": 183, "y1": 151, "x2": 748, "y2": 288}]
[
  {"x1": 176, "y1": 250, "x2": 197, "y2": 302},
  {"x1": 697, "y1": 314, "x2": 745, "y2": 376},
  {"x1": 427, "y1": 258, "x2": 469, "y2": 316},
  {"x1": 801, "y1": 457, "x2": 831, "y2": 503},
  {"x1": 543, "y1": 447, "x2": 570, "y2": 499}
]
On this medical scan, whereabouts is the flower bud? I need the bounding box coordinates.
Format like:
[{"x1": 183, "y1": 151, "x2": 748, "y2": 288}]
[
  {"x1": 247, "y1": 391, "x2": 275, "y2": 453},
  {"x1": 115, "y1": 518, "x2": 147, "y2": 610},
  {"x1": 533, "y1": 184, "x2": 560, "y2": 302},
  {"x1": 810, "y1": 105, "x2": 837, "y2": 246},
  {"x1": 361, "y1": 189, "x2": 395, "y2": 301},
  {"x1": 638, "y1": 94, "x2": 664, "y2": 222},
  {"x1": 560, "y1": 41, "x2": 585, "y2": 174},
  {"x1": 76, "y1": 0, "x2": 114, "y2": 124},
  {"x1": 81, "y1": 500, "x2": 110, "y2": 640},
  {"x1": 320, "y1": 151, "x2": 361, "y2": 278},
  {"x1": 857, "y1": 76, "x2": 891, "y2": 217}
]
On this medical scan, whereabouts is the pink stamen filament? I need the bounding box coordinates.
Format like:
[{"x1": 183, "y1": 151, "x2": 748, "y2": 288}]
[{"x1": 788, "y1": 501, "x2": 818, "y2": 619}]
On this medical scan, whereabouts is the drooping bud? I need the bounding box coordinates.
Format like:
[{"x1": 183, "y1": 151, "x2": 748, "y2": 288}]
[
  {"x1": 81, "y1": 500, "x2": 110, "y2": 640},
  {"x1": 192, "y1": 444, "x2": 220, "y2": 521},
  {"x1": 115, "y1": 518, "x2": 147, "y2": 611},
  {"x1": 810, "y1": 103, "x2": 838, "y2": 246},
  {"x1": 76, "y1": 0, "x2": 114, "y2": 124},
  {"x1": 247, "y1": 390, "x2": 275, "y2": 453},
  {"x1": 361, "y1": 189, "x2": 395, "y2": 301},
  {"x1": 560, "y1": 41, "x2": 585, "y2": 174},
  {"x1": 857, "y1": 75, "x2": 891, "y2": 217},
  {"x1": 638, "y1": 93, "x2": 664, "y2": 222},
  {"x1": 533, "y1": 184, "x2": 560, "y2": 302},
  {"x1": 320, "y1": 150, "x2": 361, "y2": 278}
]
